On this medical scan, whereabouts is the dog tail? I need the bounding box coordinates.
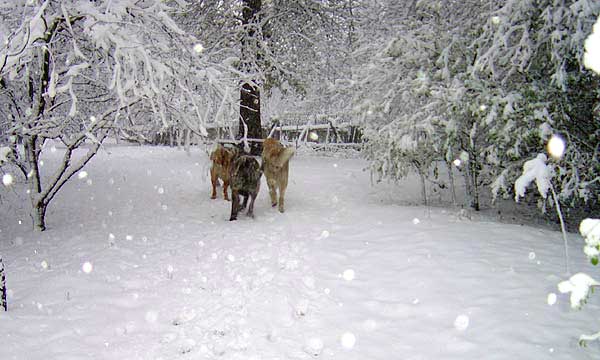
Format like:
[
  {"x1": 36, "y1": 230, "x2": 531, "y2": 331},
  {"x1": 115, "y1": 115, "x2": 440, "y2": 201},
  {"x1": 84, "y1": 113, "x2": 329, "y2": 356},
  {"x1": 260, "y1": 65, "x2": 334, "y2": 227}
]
[{"x1": 275, "y1": 147, "x2": 295, "y2": 168}]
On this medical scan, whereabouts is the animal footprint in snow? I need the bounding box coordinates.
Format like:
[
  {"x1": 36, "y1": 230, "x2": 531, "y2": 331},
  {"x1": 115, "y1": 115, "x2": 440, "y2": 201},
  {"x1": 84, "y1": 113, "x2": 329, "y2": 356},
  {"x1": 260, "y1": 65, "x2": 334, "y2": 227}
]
[
  {"x1": 303, "y1": 338, "x2": 324, "y2": 357},
  {"x1": 294, "y1": 299, "x2": 310, "y2": 317},
  {"x1": 172, "y1": 308, "x2": 197, "y2": 325}
]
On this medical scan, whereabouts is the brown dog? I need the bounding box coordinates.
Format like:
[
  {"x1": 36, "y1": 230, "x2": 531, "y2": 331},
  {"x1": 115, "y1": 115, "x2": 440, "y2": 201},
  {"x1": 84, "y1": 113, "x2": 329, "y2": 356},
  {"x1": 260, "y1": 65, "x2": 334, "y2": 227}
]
[
  {"x1": 261, "y1": 138, "x2": 294, "y2": 213},
  {"x1": 229, "y1": 154, "x2": 262, "y2": 221},
  {"x1": 210, "y1": 144, "x2": 238, "y2": 200}
]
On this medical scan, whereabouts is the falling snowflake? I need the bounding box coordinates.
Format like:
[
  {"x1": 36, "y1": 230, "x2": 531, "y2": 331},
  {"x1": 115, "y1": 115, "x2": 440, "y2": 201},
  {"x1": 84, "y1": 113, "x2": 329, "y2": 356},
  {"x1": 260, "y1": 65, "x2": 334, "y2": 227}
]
[
  {"x1": 309, "y1": 132, "x2": 319, "y2": 141},
  {"x1": 342, "y1": 269, "x2": 355, "y2": 281},
  {"x1": 547, "y1": 135, "x2": 566, "y2": 159},
  {"x1": 2, "y1": 173, "x2": 14, "y2": 186},
  {"x1": 78, "y1": 171, "x2": 88, "y2": 179},
  {"x1": 453, "y1": 159, "x2": 461, "y2": 167},
  {"x1": 227, "y1": 254, "x2": 236, "y2": 262},
  {"x1": 158, "y1": 187, "x2": 165, "y2": 195},
  {"x1": 528, "y1": 252, "x2": 536, "y2": 260},
  {"x1": 82, "y1": 261, "x2": 93, "y2": 274},
  {"x1": 547, "y1": 293, "x2": 557, "y2": 306},
  {"x1": 41, "y1": 260, "x2": 49, "y2": 270},
  {"x1": 341, "y1": 332, "x2": 356, "y2": 349},
  {"x1": 412, "y1": 218, "x2": 420, "y2": 225},
  {"x1": 491, "y1": 16, "x2": 501, "y2": 25},
  {"x1": 454, "y1": 314, "x2": 469, "y2": 331},
  {"x1": 193, "y1": 43, "x2": 205, "y2": 53}
]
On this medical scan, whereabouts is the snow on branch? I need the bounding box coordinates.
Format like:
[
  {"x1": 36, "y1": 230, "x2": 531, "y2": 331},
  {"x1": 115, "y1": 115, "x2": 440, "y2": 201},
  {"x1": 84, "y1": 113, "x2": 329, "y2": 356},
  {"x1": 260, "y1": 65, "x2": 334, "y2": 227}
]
[{"x1": 514, "y1": 153, "x2": 553, "y2": 201}]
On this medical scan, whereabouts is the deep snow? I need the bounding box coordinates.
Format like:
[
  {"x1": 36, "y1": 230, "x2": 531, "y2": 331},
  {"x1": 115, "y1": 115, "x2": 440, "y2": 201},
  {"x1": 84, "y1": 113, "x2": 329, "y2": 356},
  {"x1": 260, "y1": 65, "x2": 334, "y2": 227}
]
[{"x1": 0, "y1": 144, "x2": 599, "y2": 359}]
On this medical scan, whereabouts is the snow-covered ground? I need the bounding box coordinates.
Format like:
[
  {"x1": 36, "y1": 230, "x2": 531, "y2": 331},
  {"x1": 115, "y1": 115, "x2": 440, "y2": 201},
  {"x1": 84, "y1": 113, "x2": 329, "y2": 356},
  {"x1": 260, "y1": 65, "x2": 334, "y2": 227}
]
[{"x1": 0, "y1": 144, "x2": 599, "y2": 360}]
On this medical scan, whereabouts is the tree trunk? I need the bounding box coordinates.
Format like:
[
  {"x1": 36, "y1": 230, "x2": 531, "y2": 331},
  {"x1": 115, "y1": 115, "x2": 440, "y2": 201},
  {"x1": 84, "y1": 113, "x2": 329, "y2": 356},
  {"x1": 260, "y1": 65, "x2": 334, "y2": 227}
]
[
  {"x1": 32, "y1": 199, "x2": 48, "y2": 231},
  {"x1": 239, "y1": 82, "x2": 262, "y2": 154},
  {"x1": 447, "y1": 161, "x2": 457, "y2": 206},
  {"x1": 462, "y1": 152, "x2": 481, "y2": 211},
  {"x1": 239, "y1": 0, "x2": 263, "y2": 155},
  {"x1": 419, "y1": 170, "x2": 428, "y2": 206}
]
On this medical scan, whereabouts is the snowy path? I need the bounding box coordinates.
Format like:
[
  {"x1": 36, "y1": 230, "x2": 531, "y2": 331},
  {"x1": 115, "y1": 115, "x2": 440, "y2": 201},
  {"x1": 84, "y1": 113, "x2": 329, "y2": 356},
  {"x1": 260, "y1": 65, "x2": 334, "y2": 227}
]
[{"x1": 0, "y1": 145, "x2": 599, "y2": 359}]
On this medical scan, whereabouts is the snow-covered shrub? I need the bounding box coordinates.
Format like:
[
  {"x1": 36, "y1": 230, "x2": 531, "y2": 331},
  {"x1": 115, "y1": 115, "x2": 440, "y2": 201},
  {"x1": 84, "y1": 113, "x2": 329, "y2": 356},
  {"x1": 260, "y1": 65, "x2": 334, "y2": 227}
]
[
  {"x1": 356, "y1": 0, "x2": 489, "y2": 206},
  {"x1": 472, "y1": 0, "x2": 600, "y2": 220}
]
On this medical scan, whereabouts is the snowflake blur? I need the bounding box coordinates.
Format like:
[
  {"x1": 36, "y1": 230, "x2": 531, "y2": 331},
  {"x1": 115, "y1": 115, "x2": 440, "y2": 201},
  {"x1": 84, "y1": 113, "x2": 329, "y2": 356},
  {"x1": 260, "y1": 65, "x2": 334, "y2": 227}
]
[
  {"x1": 341, "y1": 332, "x2": 356, "y2": 349},
  {"x1": 547, "y1": 135, "x2": 565, "y2": 159},
  {"x1": 193, "y1": 43, "x2": 205, "y2": 54},
  {"x1": 82, "y1": 262, "x2": 93, "y2": 274},
  {"x1": 342, "y1": 269, "x2": 355, "y2": 281},
  {"x1": 2, "y1": 173, "x2": 14, "y2": 186},
  {"x1": 454, "y1": 314, "x2": 469, "y2": 331}
]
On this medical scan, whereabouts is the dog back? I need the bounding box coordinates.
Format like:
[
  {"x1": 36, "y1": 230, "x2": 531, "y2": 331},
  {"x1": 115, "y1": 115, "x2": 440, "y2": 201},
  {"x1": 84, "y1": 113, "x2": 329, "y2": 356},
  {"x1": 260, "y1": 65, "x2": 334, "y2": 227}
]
[
  {"x1": 262, "y1": 138, "x2": 294, "y2": 170},
  {"x1": 231, "y1": 155, "x2": 261, "y2": 192}
]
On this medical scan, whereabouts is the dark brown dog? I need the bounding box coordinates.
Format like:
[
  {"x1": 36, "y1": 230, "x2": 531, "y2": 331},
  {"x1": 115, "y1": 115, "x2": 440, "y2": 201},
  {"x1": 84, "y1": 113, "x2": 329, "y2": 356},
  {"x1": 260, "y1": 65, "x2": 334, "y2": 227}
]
[
  {"x1": 261, "y1": 138, "x2": 294, "y2": 213},
  {"x1": 229, "y1": 154, "x2": 262, "y2": 221},
  {"x1": 210, "y1": 144, "x2": 238, "y2": 200}
]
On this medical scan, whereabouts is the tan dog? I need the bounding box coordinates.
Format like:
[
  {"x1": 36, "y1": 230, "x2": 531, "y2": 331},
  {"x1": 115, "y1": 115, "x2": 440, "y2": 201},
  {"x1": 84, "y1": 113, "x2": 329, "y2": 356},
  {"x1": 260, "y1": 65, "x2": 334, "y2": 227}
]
[
  {"x1": 261, "y1": 138, "x2": 294, "y2": 213},
  {"x1": 210, "y1": 144, "x2": 238, "y2": 200}
]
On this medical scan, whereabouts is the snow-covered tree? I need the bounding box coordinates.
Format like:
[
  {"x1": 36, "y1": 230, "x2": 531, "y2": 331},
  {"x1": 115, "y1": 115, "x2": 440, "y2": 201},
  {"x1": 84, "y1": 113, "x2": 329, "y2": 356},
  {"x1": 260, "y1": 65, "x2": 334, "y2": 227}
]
[
  {"x1": 0, "y1": 0, "x2": 222, "y2": 230},
  {"x1": 179, "y1": 1, "x2": 354, "y2": 150},
  {"x1": 470, "y1": 0, "x2": 600, "y2": 218},
  {"x1": 355, "y1": 0, "x2": 492, "y2": 206}
]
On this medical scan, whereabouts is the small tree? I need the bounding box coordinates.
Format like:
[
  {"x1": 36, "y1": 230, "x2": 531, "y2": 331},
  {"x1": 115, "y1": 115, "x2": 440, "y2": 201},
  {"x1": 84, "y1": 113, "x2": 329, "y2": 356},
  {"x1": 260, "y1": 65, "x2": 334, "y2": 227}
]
[{"x1": 0, "y1": 1, "x2": 217, "y2": 230}]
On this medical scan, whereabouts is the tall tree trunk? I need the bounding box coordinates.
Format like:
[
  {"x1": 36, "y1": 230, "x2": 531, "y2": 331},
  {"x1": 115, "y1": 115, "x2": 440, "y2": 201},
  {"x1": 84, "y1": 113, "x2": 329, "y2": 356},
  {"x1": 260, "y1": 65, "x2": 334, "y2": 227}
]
[
  {"x1": 239, "y1": 0, "x2": 262, "y2": 155},
  {"x1": 447, "y1": 161, "x2": 457, "y2": 206},
  {"x1": 32, "y1": 199, "x2": 48, "y2": 231},
  {"x1": 239, "y1": 82, "x2": 261, "y2": 154}
]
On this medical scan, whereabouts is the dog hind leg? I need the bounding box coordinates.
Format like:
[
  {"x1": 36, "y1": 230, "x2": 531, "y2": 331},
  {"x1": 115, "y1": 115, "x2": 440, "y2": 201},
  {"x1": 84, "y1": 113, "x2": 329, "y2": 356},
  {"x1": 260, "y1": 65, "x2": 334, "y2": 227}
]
[
  {"x1": 278, "y1": 185, "x2": 286, "y2": 213},
  {"x1": 267, "y1": 178, "x2": 277, "y2": 207},
  {"x1": 247, "y1": 192, "x2": 257, "y2": 218},
  {"x1": 210, "y1": 168, "x2": 218, "y2": 199},
  {"x1": 223, "y1": 180, "x2": 230, "y2": 201},
  {"x1": 230, "y1": 190, "x2": 240, "y2": 221},
  {"x1": 240, "y1": 194, "x2": 249, "y2": 211}
]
